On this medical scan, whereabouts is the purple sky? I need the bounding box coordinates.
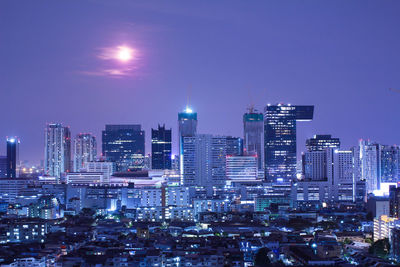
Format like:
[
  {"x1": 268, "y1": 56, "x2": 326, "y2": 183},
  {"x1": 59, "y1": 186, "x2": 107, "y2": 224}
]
[{"x1": 1, "y1": 1, "x2": 400, "y2": 164}]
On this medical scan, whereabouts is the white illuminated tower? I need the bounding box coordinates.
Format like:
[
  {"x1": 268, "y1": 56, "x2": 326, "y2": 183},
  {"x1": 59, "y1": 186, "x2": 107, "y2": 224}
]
[
  {"x1": 44, "y1": 123, "x2": 71, "y2": 179},
  {"x1": 73, "y1": 133, "x2": 97, "y2": 172}
]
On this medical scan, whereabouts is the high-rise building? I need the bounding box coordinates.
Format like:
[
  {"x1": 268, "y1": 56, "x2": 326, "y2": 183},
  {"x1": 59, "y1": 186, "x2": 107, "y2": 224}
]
[
  {"x1": 102, "y1": 125, "x2": 145, "y2": 172},
  {"x1": 181, "y1": 134, "x2": 226, "y2": 189},
  {"x1": 353, "y1": 140, "x2": 380, "y2": 194},
  {"x1": 73, "y1": 133, "x2": 97, "y2": 172},
  {"x1": 243, "y1": 109, "x2": 264, "y2": 171},
  {"x1": 380, "y1": 145, "x2": 400, "y2": 183},
  {"x1": 264, "y1": 104, "x2": 314, "y2": 183},
  {"x1": 390, "y1": 185, "x2": 400, "y2": 218},
  {"x1": 151, "y1": 124, "x2": 172, "y2": 170},
  {"x1": 306, "y1": 135, "x2": 340, "y2": 152},
  {"x1": 44, "y1": 124, "x2": 71, "y2": 178},
  {"x1": 0, "y1": 156, "x2": 6, "y2": 177},
  {"x1": 6, "y1": 137, "x2": 19, "y2": 178},
  {"x1": 226, "y1": 155, "x2": 257, "y2": 181},
  {"x1": 178, "y1": 107, "x2": 197, "y2": 155},
  {"x1": 226, "y1": 136, "x2": 243, "y2": 156}
]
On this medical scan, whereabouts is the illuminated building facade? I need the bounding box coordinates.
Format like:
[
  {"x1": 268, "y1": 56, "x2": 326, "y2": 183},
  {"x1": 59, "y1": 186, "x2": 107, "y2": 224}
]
[
  {"x1": 373, "y1": 215, "x2": 399, "y2": 242},
  {"x1": 306, "y1": 134, "x2": 340, "y2": 152},
  {"x1": 6, "y1": 137, "x2": 19, "y2": 178},
  {"x1": 181, "y1": 134, "x2": 226, "y2": 189},
  {"x1": 73, "y1": 133, "x2": 97, "y2": 172},
  {"x1": 353, "y1": 140, "x2": 380, "y2": 194},
  {"x1": 84, "y1": 161, "x2": 116, "y2": 184},
  {"x1": 178, "y1": 107, "x2": 197, "y2": 156},
  {"x1": 296, "y1": 148, "x2": 354, "y2": 209},
  {"x1": 264, "y1": 104, "x2": 314, "y2": 183},
  {"x1": 226, "y1": 156, "x2": 257, "y2": 181},
  {"x1": 151, "y1": 124, "x2": 172, "y2": 170},
  {"x1": 102, "y1": 124, "x2": 145, "y2": 172},
  {"x1": 380, "y1": 145, "x2": 400, "y2": 183},
  {"x1": 44, "y1": 123, "x2": 71, "y2": 178},
  {"x1": 243, "y1": 110, "x2": 264, "y2": 170}
]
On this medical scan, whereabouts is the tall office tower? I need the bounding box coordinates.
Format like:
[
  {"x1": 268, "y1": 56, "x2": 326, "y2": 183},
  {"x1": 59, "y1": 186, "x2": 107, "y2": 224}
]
[
  {"x1": 264, "y1": 104, "x2": 314, "y2": 183},
  {"x1": 73, "y1": 133, "x2": 97, "y2": 172},
  {"x1": 181, "y1": 134, "x2": 226, "y2": 190},
  {"x1": 226, "y1": 155, "x2": 257, "y2": 181},
  {"x1": 178, "y1": 107, "x2": 197, "y2": 154},
  {"x1": 6, "y1": 137, "x2": 19, "y2": 178},
  {"x1": 151, "y1": 124, "x2": 172, "y2": 170},
  {"x1": 243, "y1": 108, "x2": 264, "y2": 170},
  {"x1": 333, "y1": 150, "x2": 354, "y2": 202},
  {"x1": 0, "y1": 156, "x2": 6, "y2": 177},
  {"x1": 44, "y1": 123, "x2": 71, "y2": 178},
  {"x1": 102, "y1": 125, "x2": 145, "y2": 172},
  {"x1": 306, "y1": 135, "x2": 340, "y2": 152},
  {"x1": 226, "y1": 136, "x2": 243, "y2": 156},
  {"x1": 353, "y1": 140, "x2": 380, "y2": 194},
  {"x1": 380, "y1": 145, "x2": 400, "y2": 183}
]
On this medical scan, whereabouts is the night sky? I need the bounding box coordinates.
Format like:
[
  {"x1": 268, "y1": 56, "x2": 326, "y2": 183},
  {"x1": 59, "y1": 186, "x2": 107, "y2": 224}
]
[{"x1": 1, "y1": 1, "x2": 399, "y2": 164}]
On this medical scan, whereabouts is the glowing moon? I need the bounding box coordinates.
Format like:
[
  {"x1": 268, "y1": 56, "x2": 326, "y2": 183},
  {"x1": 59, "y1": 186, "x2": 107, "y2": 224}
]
[{"x1": 116, "y1": 46, "x2": 134, "y2": 62}]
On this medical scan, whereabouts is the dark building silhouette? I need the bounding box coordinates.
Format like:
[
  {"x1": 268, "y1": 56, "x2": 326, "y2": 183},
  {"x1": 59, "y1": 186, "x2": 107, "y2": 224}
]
[
  {"x1": 226, "y1": 136, "x2": 243, "y2": 156},
  {"x1": 102, "y1": 125, "x2": 145, "y2": 172},
  {"x1": 6, "y1": 137, "x2": 19, "y2": 178},
  {"x1": 151, "y1": 124, "x2": 172, "y2": 170},
  {"x1": 0, "y1": 156, "x2": 7, "y2": 177},
  {"x1": 390, "y1": 185, "x2": 400, "y2": 218}
]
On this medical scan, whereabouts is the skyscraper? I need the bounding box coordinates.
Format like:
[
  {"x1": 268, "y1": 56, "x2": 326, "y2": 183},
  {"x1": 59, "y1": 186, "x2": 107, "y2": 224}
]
[
  {"x1": 44, "y1": 123, "x2": 71, "y2": 178},
  {"x1": 353, "y1": 140, "x2": 380, "y2": 194},
  {"x1": 243, "y1": 109, "x2": 264, "y2": 170},
  {"x1": 178, "y1": 107, "x2": 197, "y2": 156},
  {"x1": 151, "y1": 124, "x2": 172, "y2": 170},
  {"x1": 102, "y1": 125, "x2": 145, "y2": 172},
  {"x1": 380, "y1": 145, "x2": 400, "y2": 183},
  {"x1": 181, "y1": 134, "x2": 226, "y2": 190},
  {"x1": 6, "y1": 137, "x2": 19, "y2": 178},
  {"x1": 73, "y1": 133, "x2": 97, "y2": 172},
  {"x1": 264, "y1": 104, "x2": 314, "y2": 183},
  {"x1": 306, "y1": 134, "x2": 340, "y2": 152}
]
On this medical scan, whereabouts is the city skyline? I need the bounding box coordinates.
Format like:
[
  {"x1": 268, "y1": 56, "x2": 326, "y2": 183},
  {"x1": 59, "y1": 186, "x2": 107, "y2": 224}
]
[
  {"x1": 2, "y1": 1, "x2": 400, "y2": 265},
  {"x1": 1, "y1": 1, "x2": 400, "y2": 163}
]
